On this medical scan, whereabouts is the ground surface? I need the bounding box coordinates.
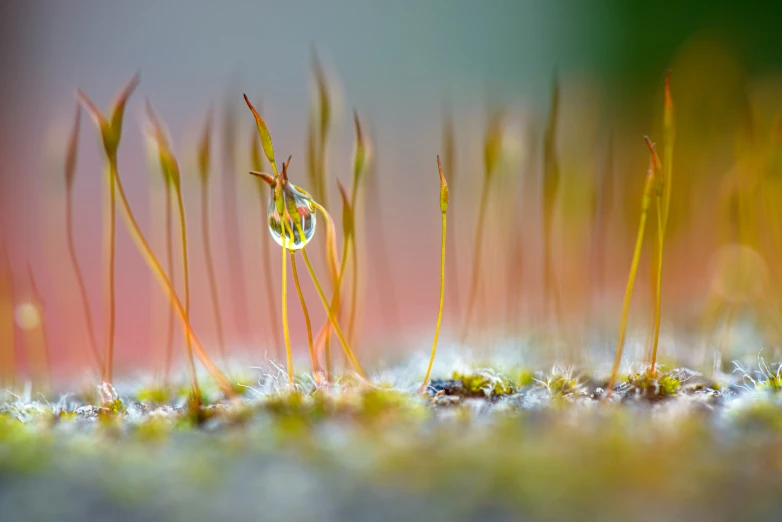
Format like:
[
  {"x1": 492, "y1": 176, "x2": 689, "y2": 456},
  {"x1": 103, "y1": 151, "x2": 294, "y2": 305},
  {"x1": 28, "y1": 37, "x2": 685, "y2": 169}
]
[{"x1": 2, "y1": 359, "x2": 782, "y2": 522}]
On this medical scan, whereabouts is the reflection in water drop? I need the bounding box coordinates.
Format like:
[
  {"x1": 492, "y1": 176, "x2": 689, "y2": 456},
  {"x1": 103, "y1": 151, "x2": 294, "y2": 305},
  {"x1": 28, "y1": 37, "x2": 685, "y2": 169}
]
[{"x1": 267, "y1": 184, "x2": 317, "y2": 250}]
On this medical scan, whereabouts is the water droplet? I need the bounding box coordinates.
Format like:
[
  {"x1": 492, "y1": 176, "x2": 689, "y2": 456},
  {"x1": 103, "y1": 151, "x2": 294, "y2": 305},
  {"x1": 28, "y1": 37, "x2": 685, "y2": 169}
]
[{"x1": 267, "y1": 183, "x2": 317, "y2": 250}]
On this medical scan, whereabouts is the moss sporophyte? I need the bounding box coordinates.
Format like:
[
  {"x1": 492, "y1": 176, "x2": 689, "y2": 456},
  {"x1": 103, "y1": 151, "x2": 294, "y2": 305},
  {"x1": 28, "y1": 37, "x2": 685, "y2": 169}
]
[{"x1": 244, "y1": 95, "x2": 365, "y2": 386}]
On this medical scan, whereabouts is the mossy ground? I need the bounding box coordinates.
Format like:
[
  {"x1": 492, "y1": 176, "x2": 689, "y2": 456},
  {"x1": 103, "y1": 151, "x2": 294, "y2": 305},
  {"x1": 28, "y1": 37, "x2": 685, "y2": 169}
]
[{"x1": 2, "y1": 360, "x2": 782, "y2": 522}]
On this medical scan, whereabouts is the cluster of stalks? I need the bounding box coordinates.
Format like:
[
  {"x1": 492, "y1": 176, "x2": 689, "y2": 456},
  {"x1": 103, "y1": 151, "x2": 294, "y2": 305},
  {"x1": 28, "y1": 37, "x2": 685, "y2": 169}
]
[
  {"x1": 0, "y1": 62, "x2": 439, "y2": 402},
  {"x1": 17, "y1": 59, "x2": 778, "y2": 403},
  {"x1": 76, "y1": 75, "x2": 233, "y2": 404},
  {"x1": 607, "y1": 72, "x2": 675, "y2": 393},
  {"x1": 245, "y1": 92, "x2": 448, "y2": 390}
]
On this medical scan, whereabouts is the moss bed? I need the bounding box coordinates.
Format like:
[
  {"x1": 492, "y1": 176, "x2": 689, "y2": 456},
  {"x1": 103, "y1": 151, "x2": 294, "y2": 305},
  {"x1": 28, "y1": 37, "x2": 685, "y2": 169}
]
[{"x1": 2, "y1": 361, "x2": 782, "y2": 522}]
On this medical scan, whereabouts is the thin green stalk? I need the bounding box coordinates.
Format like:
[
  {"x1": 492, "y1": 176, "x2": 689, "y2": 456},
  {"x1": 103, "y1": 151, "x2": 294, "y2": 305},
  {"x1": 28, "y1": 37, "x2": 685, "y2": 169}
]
[
  {"x1": 62, "y1": 105, "x2": 102, "y2": 374},
  {"x1": 347, "y1": 227, "x2": 359, "y2": 346},
  {"x1": 280, "y1": 211, "x2": 294, "y2": 388},
  {"x1": 643, "y1": 136, "x2": 664, "y2": 376},
  {"x1": 250, "y1": 114, "x2": 283, "y2": 357},
  {"x1": 174, "y1": 187, "x2": 200, "y2": 398},
  {"x1": 650, "y1": 194, "x2": 664, "y2": 375},
  {"x1": 310, "y1": 186, "x2": 350, "y2": 379},
  {"x1": 260, "y1": 202, "x2": 282, "y2": 357},
  {"x1": 346, "y1": 112, "x2": 368, "y2": 350},
  {"x1": 200, "y1": 179, "x2": 227, "y2": 368},
  {"x1": 79, "y1": 76, "x2": 230, "y2": 395},
  {"x1": 323, "y1": 230, "x2": 350, "y2": 379},
  {"x1": 162, "y1": 183, "x2": 176, "y2": 386},
  {"x1": 420, "y1": 156, "x2": 448, "y2": 392},
  {"x1": 442, "y1": 110, "x2": 460, "y2": 318},
  {"x1": 420, "y1": 211, "x2": 446, "y2": 389},
  {"x1": 301, "y1": 246, "x2": 366, "y2": 380},
  {"x1": 460, "y1": 175, "x2": 490, "y2": 340},
  {"x1": 113, "y1": 165, "x2": 234, "y2": 396},
  {"x1": 65, "y1": 183, "x2": 102, "y2": 373},
  {"x1": 606, "y1": 168, "x2": 655, "y2": 395},
  {"x1": 102, "y1": 160, "x2": 117, "y2": 384},
  {"x1": 290, "y1": 251, "x2": 318, "y2": 376}
]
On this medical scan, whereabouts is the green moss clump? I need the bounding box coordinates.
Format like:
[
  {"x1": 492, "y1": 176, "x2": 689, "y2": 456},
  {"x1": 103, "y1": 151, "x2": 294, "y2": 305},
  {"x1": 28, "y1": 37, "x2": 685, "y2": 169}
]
[
  {"x1": 534, "y1": 368, "x2": 584, "y2": 398},
  {"x1": 136, "y1": 386, "x2": 170, "y2": 405},
  {"x1": 451, "y1": 370, "x2": 515, "y2": 398},
  {"x1": 754, "y1": 369, "x2": 782, "y2": 392},
  {"x1": 104, "y1": 398, "x2": 126, "y2": 415},
  {"x1": 627, "y1": 371, "x2": 681, "y2": 400}
]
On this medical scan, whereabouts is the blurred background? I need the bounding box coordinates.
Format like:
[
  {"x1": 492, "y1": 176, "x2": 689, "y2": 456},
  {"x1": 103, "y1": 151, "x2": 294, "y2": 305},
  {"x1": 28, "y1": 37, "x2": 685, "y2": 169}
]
[{"x1": 2, "y1": 0, "x2": 782, "y2": 384}]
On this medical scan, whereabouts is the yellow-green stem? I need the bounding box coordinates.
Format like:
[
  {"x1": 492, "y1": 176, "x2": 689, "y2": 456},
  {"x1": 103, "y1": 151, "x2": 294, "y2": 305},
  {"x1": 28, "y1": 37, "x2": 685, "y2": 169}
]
[
  {"x1": 420, "y1": 212, "x2": 447, "y2": 392},
  {"x1": 461, "y1": 175, "x2": 490, "y2": 339},
  {"x1": 174, "y1": 187, "x2": 200, "y2": 397},
  {"x1": 65, "y1": 184, "x2": 102, "y2": 373},
  {"x1": 200, "y1": 179, "x2": 228, "y2": 368},
  {"x1": 102, "y1": 161, "x2": 117, "y2": 384},
  {"x1": 347, "y1": 236, "x2": 359, "y2": 346},
  {"x1": 347, "y1": 177, "x2": 360, "y2": 348},
  {"x1": 162, "y1": 183, "x2": 176, "y2": 386},
  {"x1": 259, "y1": 191, "x2": 282, "y2": 359},
  {"x1": 324, "y1": 233, "x2": 350, "y2": 379},
  {"x1": 290, "y1": 251, "x2": 318, "y2": 376},
  {"x1": 301, "y1": 248, "x2": 367, "y2": 379},
  {"x1": 112, "y1": 164, "x2": 234, "y2": 397},
  {"x1": 607, "y1": 174, "x2": 655, "y2": 395},
  {"x1": 650, "y1": 194, "x2": 664, "y2": 376},
  {"x1": 281, "y1": 211, "x2": 294, "y2": 388}
]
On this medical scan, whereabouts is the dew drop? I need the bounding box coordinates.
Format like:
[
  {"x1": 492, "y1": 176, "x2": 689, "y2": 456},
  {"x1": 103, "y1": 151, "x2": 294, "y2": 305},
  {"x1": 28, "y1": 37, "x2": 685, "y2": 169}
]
[{"x1": 267, "y1": 184, "x2": 317, "y2": 250}]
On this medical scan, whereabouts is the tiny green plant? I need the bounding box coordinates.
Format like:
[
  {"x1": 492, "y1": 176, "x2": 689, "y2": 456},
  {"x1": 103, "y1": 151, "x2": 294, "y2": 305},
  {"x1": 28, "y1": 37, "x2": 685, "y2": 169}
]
[
  {"x1": 77, "y1": 75, "x2": 140, "y2": 385},
  {"x1": 78, "y1": 75, "x2": 234, "y2": 398},
  {"x1": 419, "y1": 155, "x2": 448, "y2": 393},
  {"x1": 319, "y1": 114, "x2": 368, "y2": 374},
  {"x1": 645, "y1": 137, "x2": 664, "y2": 378},
  {"x1": 319, "y1": 181, "x2": 354, "y2": 380},
  {"x1": 150, "y1": 112, "x2": 177, "y2": 387},
  {"x1": 62, "y1": 104, "x2": 102, "y2": 373},
  {"x1": 346, "y1": 112, "x2": 367, "y2": 348},
  {"x1": 249, "y1": 105, "x2": 283, "y2": 359},
  {"x1": 626, "y1": 369, "x2": 681, "y2": 400},
  {"x1": 145, "y1": 101, "x2": 200, "y2": 402},
  {"x1": 649, "y1": 72, "x2": 675, "y2": 376},
  {"x1": 244, "y1": 94, "x2": 367, "y2": 383},
  {"x1": 606, "y1": 151, "x2": 658, "y2": 395},
  {"x1": 197, "y1": 108, "x2": 229, "y2": 368},
  {"x1": 306, "y1": 51, "x2": 332, "y2": 213}
]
